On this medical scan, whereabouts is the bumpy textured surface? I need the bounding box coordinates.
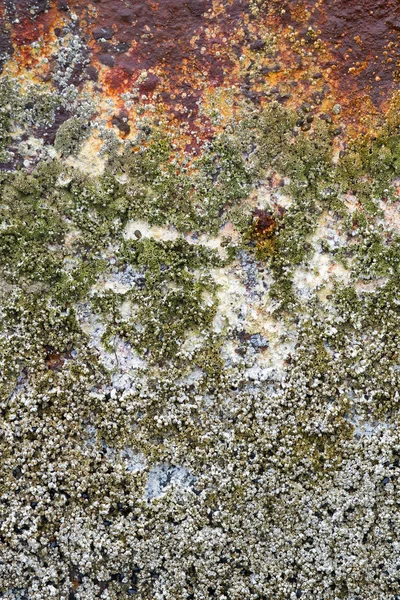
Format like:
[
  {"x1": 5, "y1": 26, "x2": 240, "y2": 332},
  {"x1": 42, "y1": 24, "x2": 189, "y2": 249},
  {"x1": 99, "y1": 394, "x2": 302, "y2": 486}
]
[{"x1": 2, "y1": 1, "x2": 400, "y2": 599}]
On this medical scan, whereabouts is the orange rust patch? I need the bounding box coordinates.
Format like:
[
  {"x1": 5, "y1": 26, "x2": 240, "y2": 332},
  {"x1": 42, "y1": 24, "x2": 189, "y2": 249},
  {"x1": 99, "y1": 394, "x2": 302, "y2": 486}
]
[
  {"x1": 5, "y1": 0, "x2": 59, "y2": 46},
  {"x1": 3, "y1": 0, "x2": 400, "y2": 145},
  {"x1": 79, "y1": 0, "x2": 248, "y2": 130}
]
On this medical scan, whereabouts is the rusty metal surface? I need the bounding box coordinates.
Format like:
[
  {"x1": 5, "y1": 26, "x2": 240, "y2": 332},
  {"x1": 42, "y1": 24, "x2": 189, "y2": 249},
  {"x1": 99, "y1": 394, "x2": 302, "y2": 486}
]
[{"x1": 2, "y1": 0, "x2": 400, "y2": 145}]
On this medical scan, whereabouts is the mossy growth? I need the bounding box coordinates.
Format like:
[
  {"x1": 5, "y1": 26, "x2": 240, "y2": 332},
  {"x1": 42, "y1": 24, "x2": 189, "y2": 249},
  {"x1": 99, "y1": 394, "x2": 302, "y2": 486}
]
[
  {"x1": 0, "y1": 79, "x2": 63, "y2": 162},
  {"x1": 234, "y1": 106, "x2": 340, "y2": 310},
  {"x1": 232, "y1": 101, "x2": 400, "y2": 312},
  {"x1": 21, "y1": 85, "x2": 61, "y2": 130},
  {"x1": 104, "y1": 129, "x2": 254, "y2": 234},
  {"x1": 0, "y1": 77, "x2": 20, "y2": 162},
  {"x1": 54, "y1": 116, "x2": 90, "y2": 156},
  {"x1": 336, "y1": 101, "x2": 400, "y2": 212},
  {"x1": 92, "y1": 237, "x2": 221, "y2": 363},
  {"x1": 0, "y1": 167, "x2": 66, "y2": 286}
]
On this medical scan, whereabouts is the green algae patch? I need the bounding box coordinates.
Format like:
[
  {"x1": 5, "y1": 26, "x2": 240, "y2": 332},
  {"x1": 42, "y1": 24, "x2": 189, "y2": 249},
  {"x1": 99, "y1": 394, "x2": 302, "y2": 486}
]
[
  {"x1": 0, "y1": 173, "x2": 66, "y2": 286},
  {"x1": 55, "y1": 116, "x2": 91, "y2": 157},
  {"x1": 93, "y1": 237, "x2": 221, "y2": 363},
  {"x1": 0, "y1": 78, "x2": 15, "y2": 161},
  {"x1": 3, "y1": 80, "x2": 400, "y2": 599}
]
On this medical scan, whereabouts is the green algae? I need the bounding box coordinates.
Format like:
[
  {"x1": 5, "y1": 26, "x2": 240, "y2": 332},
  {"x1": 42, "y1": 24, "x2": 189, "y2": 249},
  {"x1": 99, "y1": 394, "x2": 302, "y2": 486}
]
[
  {"x1": 54, "y1": 116, "x2": 90, "y2": 157},
  {"x1": 1, "y1": 88, "x2": 400, "y2": 396},
  {"x1": 0, "y1": 78, "x2": 19, "y2": 162},
  {"x1": 2, "y1": 79, "x2": 400, "y2": 598},
  {"x1": 93, "y1": 238, "x2": 221, "y2": 363},
  {"x1": 1, "y1": 86, "x2": 400, "y2": 417}
]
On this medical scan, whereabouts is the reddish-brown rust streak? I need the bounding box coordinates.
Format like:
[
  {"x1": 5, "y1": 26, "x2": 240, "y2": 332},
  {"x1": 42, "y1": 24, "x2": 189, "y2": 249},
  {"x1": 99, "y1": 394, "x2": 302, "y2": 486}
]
[
  {"x1": 253, "y1": 209, "x2": 277, "y2": 238},
  {"x1": 281, "y1": 0, "x2": 400, "y2": 108},
  {"x1": 78, "y1": 0, "x2": 247, "y2": 124},
  {"x1": 5, "y1": 0, "x2": 55, "y2": 45},
  {"x1": 3, "y1": 0, "x2": 250, "y2": 141},
  {"x1": 4, "y1": 0, "x2": 400, "y2": 141}
]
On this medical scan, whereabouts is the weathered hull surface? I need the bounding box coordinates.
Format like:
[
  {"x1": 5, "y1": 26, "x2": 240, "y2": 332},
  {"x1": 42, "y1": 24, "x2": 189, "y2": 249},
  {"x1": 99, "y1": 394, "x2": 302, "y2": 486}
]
[{"x1": 1, "y1": 1, "x2": 400, "y2": 599}]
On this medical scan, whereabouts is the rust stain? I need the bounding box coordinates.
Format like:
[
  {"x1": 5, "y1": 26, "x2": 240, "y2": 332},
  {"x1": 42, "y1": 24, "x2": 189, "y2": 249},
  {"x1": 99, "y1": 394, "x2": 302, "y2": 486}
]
[
  {"x1": 253, "y1": 209, "x2": 277, "y2": 239},
  {"x1": 83, "y1": 0, "x2": 248, "y2": 135},
  {"x1": 44, "y1": 345, "x2": 73, "y2": 371},
  {"x1": 4, "y1": 0, "x2": 56, "y2": 46},
  {"x1": 249, "y1": 208, "x2": 282, "y2": 257},
  {"x1": 292, "y1": 0, "x2": 400, "y2": 106},
  {"x1": 2, "y1": 0, "x2": 400, "y2": 145},
  {"x1": 275, "y1": 0, "x2": 400, "y2": 130}
]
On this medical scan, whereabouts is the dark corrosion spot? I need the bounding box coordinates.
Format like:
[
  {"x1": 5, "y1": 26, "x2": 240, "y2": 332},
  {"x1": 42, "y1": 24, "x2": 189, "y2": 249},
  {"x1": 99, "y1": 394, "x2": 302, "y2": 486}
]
[
  {"x1": 36, "y1": 104, "x2": 71, "y2": 144},
  {"x1": 114, "y1": 42, "x2": 130, "y2": 53},
  {"x1": 57, "y1": 0, "x2": 69, "y2": 10},
  {"x1": 139, "y1": 72, "x2": 159, "y2": 94},
  {"x1": 111, "y1": 111, "x2": 130, "y2": 135},
  {"x1": 250, "y1": 39, "x2": 266, "y2": 51},
  {"x1": 98, "y1": 53, "x2": 115, "y2": 67},
  {"x1": 119, "y1": 7, "x2": 133, "y2": 22},
  {"x1": 44, "y1": 345, "x2": 73, "y2": 371},
  {"x1": 93, "y1": 26, "x2": 113, "y2": 40},
  {"x1": 0, "y1": 24, "x2": 13, "y2": 72},
  {"x1": 85, "y1": 66, "x2": 98, "y2": 81}
]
